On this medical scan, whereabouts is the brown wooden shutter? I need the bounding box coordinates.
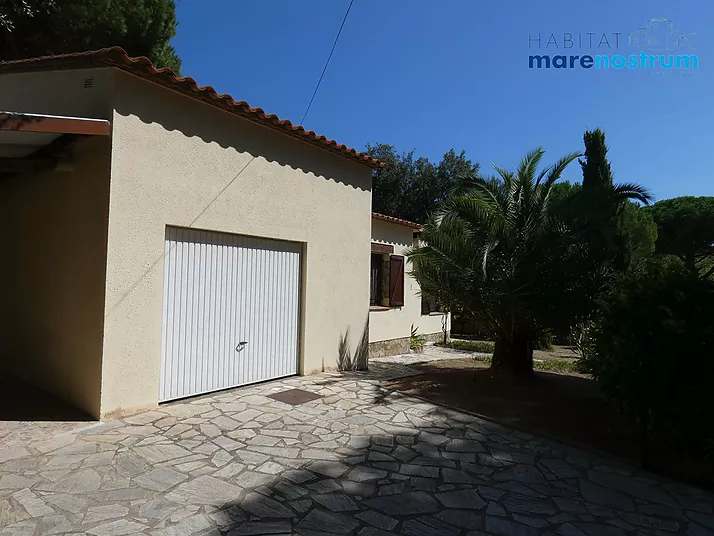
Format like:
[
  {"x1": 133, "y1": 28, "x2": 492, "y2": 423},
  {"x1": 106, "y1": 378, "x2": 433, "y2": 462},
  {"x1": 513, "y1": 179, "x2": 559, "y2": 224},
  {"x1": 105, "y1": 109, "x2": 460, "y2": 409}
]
[{"x1": 389, "y1": 255, "x2": 405, "y2": 306}]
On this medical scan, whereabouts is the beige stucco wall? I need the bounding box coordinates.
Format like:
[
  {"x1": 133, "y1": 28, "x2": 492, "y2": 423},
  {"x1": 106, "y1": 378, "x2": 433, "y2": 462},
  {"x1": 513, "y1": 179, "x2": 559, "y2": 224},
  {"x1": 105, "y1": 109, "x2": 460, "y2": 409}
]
[
  {"x1": 101, "y1": 70, "x2": 372, "y2": 417},
  {"x1": 369, "y1": 219, "x2": 449, "y2": 344},
  {"x1": 0, "y1": 136, "x2": 111, "y2": 418}
]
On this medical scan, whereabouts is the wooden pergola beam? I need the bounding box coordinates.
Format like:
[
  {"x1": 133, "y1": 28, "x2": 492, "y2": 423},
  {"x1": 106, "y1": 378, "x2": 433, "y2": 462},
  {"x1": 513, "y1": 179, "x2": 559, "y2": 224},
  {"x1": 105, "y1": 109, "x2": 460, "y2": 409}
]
[{"x1": 0, "y1": 112, "x2": 110, "y2": 136}]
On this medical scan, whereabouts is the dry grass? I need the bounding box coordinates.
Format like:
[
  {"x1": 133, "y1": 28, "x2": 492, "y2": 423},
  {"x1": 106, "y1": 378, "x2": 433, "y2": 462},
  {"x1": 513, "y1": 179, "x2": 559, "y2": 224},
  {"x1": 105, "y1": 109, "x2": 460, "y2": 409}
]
[{"x1": 437, "y1": 340, "x2": 585, "y2": 376}]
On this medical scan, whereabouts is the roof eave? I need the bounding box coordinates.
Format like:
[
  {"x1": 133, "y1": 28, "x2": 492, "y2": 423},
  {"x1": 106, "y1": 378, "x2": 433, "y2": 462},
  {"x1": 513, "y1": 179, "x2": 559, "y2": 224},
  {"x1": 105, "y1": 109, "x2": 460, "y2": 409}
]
[
  {"x1": 371, "y1": 212, "x2": 423, "y2": 229},
  {"x1": 0, "y1": 47, "x2": 387, "y2": 170}
]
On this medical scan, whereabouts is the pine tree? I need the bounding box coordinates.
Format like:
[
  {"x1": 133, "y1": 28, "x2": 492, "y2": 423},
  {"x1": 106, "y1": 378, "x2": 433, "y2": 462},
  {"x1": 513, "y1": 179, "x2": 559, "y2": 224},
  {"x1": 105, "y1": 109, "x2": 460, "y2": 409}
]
[
  {"x1": 1, "y1": 0, "x2": 181, "y2": 73},
  {"x1": 580, "y1": 128, "x2": 613, "y2": 192}
]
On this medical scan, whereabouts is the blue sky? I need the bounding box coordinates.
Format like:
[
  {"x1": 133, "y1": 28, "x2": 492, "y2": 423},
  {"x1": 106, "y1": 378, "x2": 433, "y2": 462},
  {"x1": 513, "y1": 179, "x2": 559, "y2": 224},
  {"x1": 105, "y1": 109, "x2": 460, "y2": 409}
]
[{"x1": 173, "y1": 0, "x2": 712, "y2": 201}]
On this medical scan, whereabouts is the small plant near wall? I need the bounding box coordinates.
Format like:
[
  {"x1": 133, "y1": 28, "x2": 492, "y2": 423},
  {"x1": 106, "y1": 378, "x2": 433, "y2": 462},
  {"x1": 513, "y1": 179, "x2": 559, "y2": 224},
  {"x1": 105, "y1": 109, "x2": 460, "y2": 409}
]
[{"x1": 410, "y1": 324, "x2": 426, "y2": 353}]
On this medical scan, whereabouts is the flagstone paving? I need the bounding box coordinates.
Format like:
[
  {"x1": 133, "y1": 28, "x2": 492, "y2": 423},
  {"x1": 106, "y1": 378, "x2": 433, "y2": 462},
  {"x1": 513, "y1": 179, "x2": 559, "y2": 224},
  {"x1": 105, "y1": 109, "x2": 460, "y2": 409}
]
[
  {"x1": 370, "y1": 344, "x2": 488, "y2": 366},
  {"x1": 0, "y1": 362, "x2": 712, "y2": 535}
]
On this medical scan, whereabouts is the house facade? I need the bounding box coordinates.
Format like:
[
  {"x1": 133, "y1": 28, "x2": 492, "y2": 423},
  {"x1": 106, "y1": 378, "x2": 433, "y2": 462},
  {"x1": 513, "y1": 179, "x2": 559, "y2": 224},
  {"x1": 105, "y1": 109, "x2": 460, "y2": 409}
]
[
  {"x1": 369, "y1": 213, "x2": 449, "y2": 357},
  {"x1": 0, "y1": 48, "x2": 382, "y2": 419},
  {"x1": 0, "y1": 48, "x2": 448, "y2": 420}
]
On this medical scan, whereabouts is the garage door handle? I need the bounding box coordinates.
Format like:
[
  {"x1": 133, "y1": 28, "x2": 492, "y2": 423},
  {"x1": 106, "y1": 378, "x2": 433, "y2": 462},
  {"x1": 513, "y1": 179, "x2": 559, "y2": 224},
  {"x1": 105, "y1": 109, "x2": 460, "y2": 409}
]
[{"x1": 236, "y1": 341, "x2": 248, "y2": 352}]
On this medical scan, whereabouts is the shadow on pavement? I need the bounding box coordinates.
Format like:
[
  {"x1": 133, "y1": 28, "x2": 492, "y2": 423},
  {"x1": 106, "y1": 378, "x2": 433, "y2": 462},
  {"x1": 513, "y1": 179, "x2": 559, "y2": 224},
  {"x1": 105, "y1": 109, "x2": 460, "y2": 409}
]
[{"x1": 194, "y1": 384, "x2": 711, "y2": 536}]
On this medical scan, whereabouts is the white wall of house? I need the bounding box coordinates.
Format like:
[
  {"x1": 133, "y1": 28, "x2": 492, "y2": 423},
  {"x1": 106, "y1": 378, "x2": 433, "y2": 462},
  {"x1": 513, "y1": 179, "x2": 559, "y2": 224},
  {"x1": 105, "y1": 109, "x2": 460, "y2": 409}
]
[
  {"x1": 0, "y1": 65, "x2": 374, "y2": 419},
  {"x1": 100, "y1": 69, "x2": 373, "y2": 418},
  {"x1": 369, "y1": 218, "x2": 449, "y2": 345}
]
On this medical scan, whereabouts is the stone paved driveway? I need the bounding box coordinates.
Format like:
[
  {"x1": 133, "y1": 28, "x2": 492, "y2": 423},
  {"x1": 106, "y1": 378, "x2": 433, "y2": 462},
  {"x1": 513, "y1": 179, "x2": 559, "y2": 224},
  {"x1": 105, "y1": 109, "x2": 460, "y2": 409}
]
[
  {"x1": 370, "y1": 344, "x2": 490, "y2": 366},
  {"x1": 1, "y1": 363, "x2": 713, "y2": 536}
]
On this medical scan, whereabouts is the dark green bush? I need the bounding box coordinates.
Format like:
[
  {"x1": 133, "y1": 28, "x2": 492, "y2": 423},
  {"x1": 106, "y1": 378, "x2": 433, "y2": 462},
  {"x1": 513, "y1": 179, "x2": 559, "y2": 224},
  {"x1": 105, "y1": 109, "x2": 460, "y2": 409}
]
[
  {"x1": 532, "y1": 329, "x2": 554, "y2": 351},
  {"x1": 581, "y1": 260, "x2": 714, "y2": 448}
]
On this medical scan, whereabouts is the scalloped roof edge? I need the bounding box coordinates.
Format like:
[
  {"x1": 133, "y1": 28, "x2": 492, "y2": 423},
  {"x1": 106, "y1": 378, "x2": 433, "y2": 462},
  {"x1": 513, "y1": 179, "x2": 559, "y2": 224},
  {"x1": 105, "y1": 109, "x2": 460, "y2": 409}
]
[{"x1": 0, "y1": 47, "x2": 386, "y2": 170}]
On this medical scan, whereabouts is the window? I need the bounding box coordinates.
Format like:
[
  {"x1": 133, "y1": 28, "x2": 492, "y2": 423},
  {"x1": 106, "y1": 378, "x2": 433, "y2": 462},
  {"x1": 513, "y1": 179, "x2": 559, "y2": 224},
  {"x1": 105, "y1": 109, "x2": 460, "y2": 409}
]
[
  {"x1": 421, "y1": 295, "x2": 442, "y2": 315},
  {"x1": 370, "y1": 244, "x2": 405, "y2": 308},
  {"x1": 370, "y1": 254, "x2": 383, "y2": 306}
]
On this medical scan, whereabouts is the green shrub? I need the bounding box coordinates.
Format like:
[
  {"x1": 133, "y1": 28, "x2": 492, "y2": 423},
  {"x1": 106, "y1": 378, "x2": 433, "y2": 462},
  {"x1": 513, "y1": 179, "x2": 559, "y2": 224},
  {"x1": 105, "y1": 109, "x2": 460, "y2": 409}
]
[
  {"x1": 532, "y1": 329, "x2": 554, "y2": 351},
  {"x1": 442, "y1": 340, "x2": 495, "y2": 353},
  {"x1": 410, "y1": 324, "x2": 427, "y2": 352},
  {"x1": 581, "y1": 260, "x2": 714, "y2": 448}
]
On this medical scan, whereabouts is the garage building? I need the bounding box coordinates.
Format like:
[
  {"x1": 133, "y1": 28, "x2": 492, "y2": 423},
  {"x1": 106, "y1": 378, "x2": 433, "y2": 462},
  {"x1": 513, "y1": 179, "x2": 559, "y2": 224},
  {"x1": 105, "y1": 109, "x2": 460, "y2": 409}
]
[{"x1": 0, "y1": 47, "x2": 383, "y2": 419}]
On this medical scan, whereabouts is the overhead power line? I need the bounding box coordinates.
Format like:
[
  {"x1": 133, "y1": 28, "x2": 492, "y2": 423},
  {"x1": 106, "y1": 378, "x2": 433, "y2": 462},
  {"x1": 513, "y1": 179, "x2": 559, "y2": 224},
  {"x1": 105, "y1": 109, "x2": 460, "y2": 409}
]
[{"x1": 300, "y1": 0, "x2": 355, "y2": 126}]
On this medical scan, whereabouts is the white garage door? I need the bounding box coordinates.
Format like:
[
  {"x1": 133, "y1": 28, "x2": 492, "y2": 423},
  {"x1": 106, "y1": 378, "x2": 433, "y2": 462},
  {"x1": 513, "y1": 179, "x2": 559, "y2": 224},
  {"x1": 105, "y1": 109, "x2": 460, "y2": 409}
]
[{"x1": 160, "y1": 227, "x2": 301, "y2": 402}]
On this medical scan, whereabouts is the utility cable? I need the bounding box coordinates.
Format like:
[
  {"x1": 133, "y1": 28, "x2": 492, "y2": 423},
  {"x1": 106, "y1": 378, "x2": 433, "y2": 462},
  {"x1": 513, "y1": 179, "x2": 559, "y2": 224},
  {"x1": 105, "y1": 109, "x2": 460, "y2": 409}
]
[{"x1": 300, "y1": 0, "x2": 355, "y2": 125}]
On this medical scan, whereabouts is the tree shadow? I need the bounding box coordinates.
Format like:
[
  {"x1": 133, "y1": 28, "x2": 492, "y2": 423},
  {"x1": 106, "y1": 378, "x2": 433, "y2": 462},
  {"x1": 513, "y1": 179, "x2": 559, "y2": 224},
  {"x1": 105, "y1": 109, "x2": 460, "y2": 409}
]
[
  {"x1": 181, "y1": 381, "x2": 714, "y2": 536},
  {"x1": 382, "y1": 364, "x2": 639, "y2": 458},
  {"x1": 379, "y1": 362, "x2": 714, "y2": 489},
  {"x1": 337, "y1": 318, "x2": 370, "y2": 372}
]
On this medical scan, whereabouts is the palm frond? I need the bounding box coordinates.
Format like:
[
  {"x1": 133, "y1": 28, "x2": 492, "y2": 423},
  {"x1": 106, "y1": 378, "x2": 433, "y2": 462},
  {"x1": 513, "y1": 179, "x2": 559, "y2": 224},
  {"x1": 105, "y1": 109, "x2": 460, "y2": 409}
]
[
  {"x1": 407, "y1": 148, "x2": 613, "y2": 345},
  {"x1": 449, "y1": 171, "x2": 484, "y2": 197},
  {"x1": 542, "y1": 152, "x2": 582, "y2": 189},
  {"x1": 517, "y1": 148, "x2": 545, "y2": 184},
  {"x1": 611, "y1": 182, "x2": 653, "y2": 205},
  {"x1": 535, "y1": 165, "x2": 553, "y2": 187}
]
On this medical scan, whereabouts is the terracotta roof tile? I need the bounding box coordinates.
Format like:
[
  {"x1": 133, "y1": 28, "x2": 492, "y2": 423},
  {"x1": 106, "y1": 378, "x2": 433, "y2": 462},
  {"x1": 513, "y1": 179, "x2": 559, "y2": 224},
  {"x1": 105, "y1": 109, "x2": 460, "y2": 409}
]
[
  {"x1": 0, "y1": 47, "x2": 386, "y2": 169},
  {"x1": 372, "y1": 212, "x2": 423, "y2": 230}
]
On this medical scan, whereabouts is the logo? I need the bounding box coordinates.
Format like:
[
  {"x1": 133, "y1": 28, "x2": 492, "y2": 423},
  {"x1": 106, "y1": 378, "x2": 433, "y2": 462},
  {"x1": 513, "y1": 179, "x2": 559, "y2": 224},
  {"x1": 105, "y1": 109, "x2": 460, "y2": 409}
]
[
  {"x1": 629, "y1": 17, "x2": 696, "y2": 51},
  {"x1": 528, "y1": 18, "x2": 698, "y2": 71}
]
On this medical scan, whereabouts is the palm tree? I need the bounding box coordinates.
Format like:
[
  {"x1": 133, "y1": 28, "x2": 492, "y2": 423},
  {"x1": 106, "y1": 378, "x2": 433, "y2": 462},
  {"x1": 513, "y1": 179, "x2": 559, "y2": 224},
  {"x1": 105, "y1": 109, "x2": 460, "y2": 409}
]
[{"x1": 408, "y1": 148, "x2": 650, "y2": 379}]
